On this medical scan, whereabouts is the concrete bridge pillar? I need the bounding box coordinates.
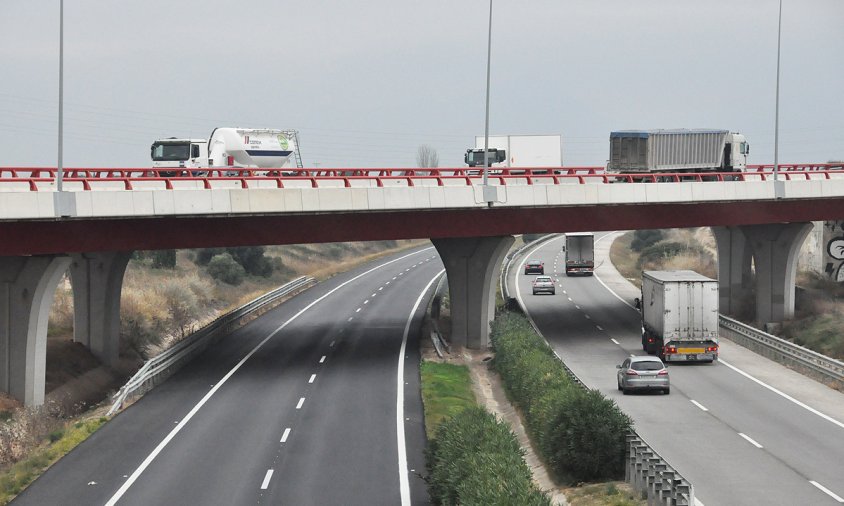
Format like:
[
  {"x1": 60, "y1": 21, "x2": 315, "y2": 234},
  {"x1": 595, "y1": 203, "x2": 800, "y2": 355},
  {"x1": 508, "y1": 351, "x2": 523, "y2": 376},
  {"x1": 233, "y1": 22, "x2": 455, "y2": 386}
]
[
  {"x1": 0, "y1": 255, "x2": 71, "y2": 406},
  {"x1": 712, "y1": 226, "x2": 753, "y2": 316},
  {"x1": 432, "y1": 236, "x2": 514, "y2": 349},
  {"x1": 70, "y1": 252, "x2": 132, "y2": 367},
  {"x1": 741, "y1": 223, "x2": 813, "y2": 325}
]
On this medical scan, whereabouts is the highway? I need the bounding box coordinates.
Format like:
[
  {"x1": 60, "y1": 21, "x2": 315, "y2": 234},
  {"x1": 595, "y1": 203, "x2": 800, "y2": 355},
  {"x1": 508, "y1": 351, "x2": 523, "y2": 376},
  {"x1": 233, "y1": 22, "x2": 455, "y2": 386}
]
[
  {"x1": 14, "y1": 246, "x2": 443, "y2": 506},
  {"x1": 511, "y1": 233, "x2": 844, "y2": 506}
]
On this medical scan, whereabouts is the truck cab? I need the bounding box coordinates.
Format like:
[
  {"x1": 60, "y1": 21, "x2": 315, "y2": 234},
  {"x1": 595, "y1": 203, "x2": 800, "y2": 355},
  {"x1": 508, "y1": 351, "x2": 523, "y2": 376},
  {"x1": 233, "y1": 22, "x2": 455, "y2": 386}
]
[
  {"x1": 150, "y1": 138, "x2": 209, "y2": 175},
  {"x1": 725, "y1": 132, "x2": 749, "y2": 171}
]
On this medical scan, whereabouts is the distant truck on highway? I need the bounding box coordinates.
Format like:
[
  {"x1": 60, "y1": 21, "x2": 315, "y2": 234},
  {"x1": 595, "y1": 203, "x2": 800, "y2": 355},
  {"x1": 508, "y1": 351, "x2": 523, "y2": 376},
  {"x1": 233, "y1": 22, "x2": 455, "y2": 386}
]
[
  {"x1": 607, "y1": 129, "x2": 749, "y2": 174},
  {"x1": 470, "y1": 134, "x2": 562, "y2": 168},
  {"x1": 150, "y1": 128, "x2": 303, "y2": 173},
  {"x1": 639, "y1": 270, "x2": 719, "y2": 362},
  {"x1": 563, "y1": 233, "x2": 594, "y2": 276}
]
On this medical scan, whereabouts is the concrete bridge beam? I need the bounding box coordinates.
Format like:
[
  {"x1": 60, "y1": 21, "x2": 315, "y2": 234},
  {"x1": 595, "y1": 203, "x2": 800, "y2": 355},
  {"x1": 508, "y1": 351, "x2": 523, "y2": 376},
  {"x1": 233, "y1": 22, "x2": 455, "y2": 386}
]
[
  {"x1": 432, "y1": 236, "x2": 514, "y2": 349},
  {"x1": 70, "y1": 251, "x2": 132, "y2": 367},
  {"x1": 741, "y1": 222, "x2": 813, "y2": 325},
  {"x1": 0, "y1": 255, "x2": 71, "y2": 406},
  {"x1": 712, "y1": 226, "x2": 753, "y2": 316}
]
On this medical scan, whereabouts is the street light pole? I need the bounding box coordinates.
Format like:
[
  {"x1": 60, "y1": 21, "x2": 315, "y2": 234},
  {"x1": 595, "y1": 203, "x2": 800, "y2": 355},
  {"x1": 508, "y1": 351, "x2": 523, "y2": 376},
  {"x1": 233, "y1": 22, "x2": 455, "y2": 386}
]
[
  {"x1": 482, "y1": 0, "x2": 492, "y2": 191},
  {"x1": 57, "y1": 0, "x2": 64, "y2": 193},
  {"x1": 773, "y1": 0, "x2": 782, "y2": 183}
]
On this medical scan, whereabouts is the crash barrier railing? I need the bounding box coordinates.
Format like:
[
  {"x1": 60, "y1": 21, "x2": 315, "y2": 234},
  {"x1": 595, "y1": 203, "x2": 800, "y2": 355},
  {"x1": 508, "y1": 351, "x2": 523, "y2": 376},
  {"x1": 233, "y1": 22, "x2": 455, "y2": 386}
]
[
  {"x1": 2, "y1": 164, "x2": 844, "y2": 191},
  {"x1": 719, "y1": 315, "x2": 844, "y2": 390},
  {"x1": 504, "y1": 249, "x2": 696, "y2": 506},
  {"x1": 107, "y1": 276, "x2": 316, "y2": 416}
]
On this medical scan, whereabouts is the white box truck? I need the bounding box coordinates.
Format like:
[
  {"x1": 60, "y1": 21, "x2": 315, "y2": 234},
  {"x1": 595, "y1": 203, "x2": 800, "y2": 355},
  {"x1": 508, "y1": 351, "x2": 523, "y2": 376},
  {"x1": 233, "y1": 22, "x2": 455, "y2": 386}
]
[
  {"x1": 151, "y1": 128, "x2": 302, "y2": 174},
  {"x1": 640, "y1": 270, "x2": 719, "y2": 362},
  {"x1": 563, "y1": 233, "x2": 594, "y2": 276},
  {"x1": 607, "y1": 129, "x2": 749, "y2": 174},
  {"x1": 472, "y1": 134, "x2": 562, "y2": 168}
]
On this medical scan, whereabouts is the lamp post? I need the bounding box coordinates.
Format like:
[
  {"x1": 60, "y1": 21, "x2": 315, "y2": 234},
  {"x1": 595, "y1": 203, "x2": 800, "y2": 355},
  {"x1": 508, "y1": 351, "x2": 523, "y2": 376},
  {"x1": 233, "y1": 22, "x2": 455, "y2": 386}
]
[
  {"x1": 482, "y1": 0, "x2": 493, "y2": 200},
  {"x1": 57, "y1": 0, "x2": 64, "y2": 193},
  {"x1": 773, "y1": 0, "x2": 782, "y2": 184}
]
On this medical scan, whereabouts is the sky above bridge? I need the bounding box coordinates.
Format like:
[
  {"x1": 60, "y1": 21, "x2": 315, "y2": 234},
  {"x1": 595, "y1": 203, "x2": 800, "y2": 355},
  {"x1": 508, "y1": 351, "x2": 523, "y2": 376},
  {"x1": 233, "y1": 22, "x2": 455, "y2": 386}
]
[{"x1": 1, "y1": 0, "x2": 842, "y2": 168}]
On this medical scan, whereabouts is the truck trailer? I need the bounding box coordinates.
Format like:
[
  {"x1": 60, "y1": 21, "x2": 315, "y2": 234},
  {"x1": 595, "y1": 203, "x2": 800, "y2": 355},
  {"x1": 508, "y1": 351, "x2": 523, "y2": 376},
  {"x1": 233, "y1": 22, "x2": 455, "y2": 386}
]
[
  {"x1": 640, "y1": 270, "x2": 719, "y2": 362},
  {"x1": 563, "y1": 233, "x2": 594, "y2": 275},
  {"x1": 607, "y1": 129, "x2": 749, "y2": 174},
  {"x1": 472, "y1": 134, "x2": 562, "y2": 168},
  {"x1": 151, "y1": 128, "x2": 303, "y2": 173}
]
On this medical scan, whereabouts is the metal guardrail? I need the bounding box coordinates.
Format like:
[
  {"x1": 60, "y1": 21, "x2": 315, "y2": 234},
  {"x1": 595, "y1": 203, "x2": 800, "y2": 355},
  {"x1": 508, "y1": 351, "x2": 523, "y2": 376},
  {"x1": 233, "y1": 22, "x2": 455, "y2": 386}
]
[
  {"x1": 108, "y1": 276, "x2": 316, "y2": 415},
  {"x1": 720, "y1": 314, "x2": 844, "y2": 389},
  {"x1": 504, "y1": 246, "x2": 695, "y2": 506}
]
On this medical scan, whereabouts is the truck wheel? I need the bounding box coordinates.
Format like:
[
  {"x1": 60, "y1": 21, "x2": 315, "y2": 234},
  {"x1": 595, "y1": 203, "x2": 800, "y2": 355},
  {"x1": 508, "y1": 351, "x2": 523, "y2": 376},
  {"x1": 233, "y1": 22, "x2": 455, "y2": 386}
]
[{"x1": 622, "y1": 388, "x2": 630, "y2": 395}]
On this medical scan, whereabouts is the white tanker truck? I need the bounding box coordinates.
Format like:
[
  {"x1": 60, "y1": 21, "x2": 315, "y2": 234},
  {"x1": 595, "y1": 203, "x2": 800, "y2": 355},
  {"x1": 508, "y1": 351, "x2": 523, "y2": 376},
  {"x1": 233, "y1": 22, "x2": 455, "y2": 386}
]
[{"x1": 150, "y1": 128, "x2": 303, "y2": 174}]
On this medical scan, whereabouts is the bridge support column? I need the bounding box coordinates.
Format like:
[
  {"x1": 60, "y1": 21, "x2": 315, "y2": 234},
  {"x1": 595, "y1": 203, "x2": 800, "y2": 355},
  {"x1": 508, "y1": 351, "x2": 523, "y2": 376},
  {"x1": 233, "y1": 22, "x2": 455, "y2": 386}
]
[
  {"x1": 741, "y1": 223, "x2": 813, "y2": 325},
  {"x1": 712, "y1": 226, "x2": 753, "y2": 316},
  {"x1": 0, "y1": 255, "x2": 71, "y2": 406},
  {"x1": 432, "y1": 236, "x2": 514, "y2": 349},
  {"x1": 70, "y1": 252, "x2": 132, "y2": 367}
]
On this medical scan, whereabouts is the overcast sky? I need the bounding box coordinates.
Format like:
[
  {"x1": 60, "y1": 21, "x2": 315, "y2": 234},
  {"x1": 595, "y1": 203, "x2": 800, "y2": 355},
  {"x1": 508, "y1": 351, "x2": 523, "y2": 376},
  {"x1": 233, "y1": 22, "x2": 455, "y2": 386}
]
[{"x1": 1, "y1": 1, "x2": 842, "y2": 168}]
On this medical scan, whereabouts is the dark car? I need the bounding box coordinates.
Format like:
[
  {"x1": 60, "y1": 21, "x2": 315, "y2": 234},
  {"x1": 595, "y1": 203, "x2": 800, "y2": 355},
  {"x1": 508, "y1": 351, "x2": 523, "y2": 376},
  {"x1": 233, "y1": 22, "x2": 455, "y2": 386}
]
[{"x1": 524, "y1": 260, "x2": 544, "y2": 275}]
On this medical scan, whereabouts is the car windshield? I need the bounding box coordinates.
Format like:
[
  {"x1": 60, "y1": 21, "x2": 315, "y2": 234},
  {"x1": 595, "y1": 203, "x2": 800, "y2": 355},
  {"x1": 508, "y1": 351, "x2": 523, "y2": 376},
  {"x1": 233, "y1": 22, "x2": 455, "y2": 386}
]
[
  {"x1": 631, "y1": 361, "x2": 664, "y2": 371},
  {"x1": 151, "y1": 142, "x2": 190, "y2": 161}
]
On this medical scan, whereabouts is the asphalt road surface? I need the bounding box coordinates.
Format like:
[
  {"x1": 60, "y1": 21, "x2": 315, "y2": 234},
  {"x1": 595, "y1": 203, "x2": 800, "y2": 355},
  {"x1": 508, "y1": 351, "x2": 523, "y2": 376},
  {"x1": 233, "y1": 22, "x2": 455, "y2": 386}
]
[
  {"x1": 14, "y1": 246, "x2": 443, "y2": 506},
  {"x1": 513, "y1": 233, "x2": 844, "y2": 506}
]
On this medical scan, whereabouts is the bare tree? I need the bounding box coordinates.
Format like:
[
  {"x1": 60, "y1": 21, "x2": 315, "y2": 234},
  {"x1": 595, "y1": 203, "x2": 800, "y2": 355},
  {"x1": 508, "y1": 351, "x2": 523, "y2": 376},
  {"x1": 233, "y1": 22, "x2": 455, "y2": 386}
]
[{"x1": 416, "y1": 144, "x2": 439, "y2": 168}]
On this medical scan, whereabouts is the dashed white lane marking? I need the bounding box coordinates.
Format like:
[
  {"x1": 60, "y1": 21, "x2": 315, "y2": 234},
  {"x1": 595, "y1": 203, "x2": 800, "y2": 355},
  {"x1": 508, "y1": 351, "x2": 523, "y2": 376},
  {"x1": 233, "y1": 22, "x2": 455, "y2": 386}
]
[
  {"x1": 597, "y1": 325, "x2": 604, "y2": 331},
  {"x1": 319, "y1": 355, "x2": 326, "y2": 364},
  {"x1": 355, "y1": 307, "x2": 361, "y2": 312},
  {"x1": 386, "y1": 281, "x2": 391, "y2": 285},
  {"x1": 690, "y1": 400, "x2": 709, "y2": 412},
  {"x1": 379, "y1": 287, "x2": 384, "y2": 291},
  {"x1": 562, "y1": 290, "x2": 567, "y2": 294},
  {"x1": 567, "y1": 297, "x2": 573, "y2": 302},
  {"x1": 347, "y1": 317, "x2": 353, "y2": 322},
  {"x1": 584, "y1": 314, "x2": 591, "y2": 320},
  {"x1": 810, "y1": 481, "x2": 844, "y2": 503},
  {"x1": 296, "y1": 397, "x2": 305, "y2": 409},
  {"x1": 330, "y1": 340, "x2": 336, "y2": 347},
  {"x1": 371, "y1": 293, "x2": 376, "y2": 297},
  {"x1": 738, "y1": 433, "x2": 763, "y2": 449},
  {"x1": 260, "y1": 469, "x2": 274, "y2": 490},
  {"x1": 575, "y1": 305, "x2": 580, "y2": 310},
  {"x1": 309, "y1": 374, "x2": 316, "y2": 384},
  {"x1": 364, "y1": 300, "x2": 369, "y2": 304},
  {"x1": 399, "y1": 272, "x2": 404, "y2": 276},
  {"x1": 280, "y1": 428, "x2": 291, "y2": 443},
  {"x1": 611, "y1": 338, "x2": 620, "y2": 345}
]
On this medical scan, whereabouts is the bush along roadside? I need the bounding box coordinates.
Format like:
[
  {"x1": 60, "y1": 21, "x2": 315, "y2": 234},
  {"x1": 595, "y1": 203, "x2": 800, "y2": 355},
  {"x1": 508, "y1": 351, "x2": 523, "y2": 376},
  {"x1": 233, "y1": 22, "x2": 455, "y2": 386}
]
[
  {"x1": 425, "y1": 406, "x2": 551, "y2": 506},
  {"x1": 490, "y1": 310, "x2": 632, "y2": 484}
]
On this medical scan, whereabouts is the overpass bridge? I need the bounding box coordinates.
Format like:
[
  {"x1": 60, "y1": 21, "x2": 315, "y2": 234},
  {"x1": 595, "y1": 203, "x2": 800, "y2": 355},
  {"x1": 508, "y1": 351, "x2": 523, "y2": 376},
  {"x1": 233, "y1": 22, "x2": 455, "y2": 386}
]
[{"x1": 1, "y1": 165, "x2": 843, "y2": 405}]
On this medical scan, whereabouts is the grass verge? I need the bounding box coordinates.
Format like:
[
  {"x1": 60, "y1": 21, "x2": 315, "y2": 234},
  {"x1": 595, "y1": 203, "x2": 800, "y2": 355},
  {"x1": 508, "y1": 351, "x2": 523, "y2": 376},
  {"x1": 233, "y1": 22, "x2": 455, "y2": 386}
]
[
  {"x1": 419, "y1": 361, "x2": 476, "y2": 439},
  {"x1": 0, "y1": 415, "x2": 107, "y2": 504},
  {"x1": 565, "y1": 482, "x2": 643, "y2": 506}
]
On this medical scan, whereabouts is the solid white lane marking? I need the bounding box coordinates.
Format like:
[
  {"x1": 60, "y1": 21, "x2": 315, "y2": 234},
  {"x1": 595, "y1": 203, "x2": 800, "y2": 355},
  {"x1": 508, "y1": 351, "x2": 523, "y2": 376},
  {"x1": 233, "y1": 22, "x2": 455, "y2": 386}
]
[
  {"x1": 260, "y1": 469, "x2": 274, "y2": 490},
  {"x1": 296, "y1": 397, "x2": 305, "y2": 409},
  {"x1": 611, "y1": 338, "x2": 620, "y2": 345},
  {"x1": 694, "y1": 498, "x2": 705, "y2": 506},
  {"x1": 738, "y1": 433, "x2": 763, "y2": 449},
  {"x1": 319, "y1": 355, "x2": 326, "y2": 364},
  {"x1": 280, "y1": 428, "x2": 291, "y2": 443},
  {"x1": 811, "y1": 481, "x2": 844, "y2": 503},
  {"x1": 309, "y1": 374, "x2": 316, "y2": 384},
  {"x1": 103, "y1": 246, "x2": 439, "y2": 506},
  {"x1": 720, "y1": 359, "x2": 844, "y2": 430},
  {"x1": 690, "y1": 400, "x2": 709, "y2": 412},
  {"x1": 397, "y1": 269, "x2": 446, "y2": 506}
]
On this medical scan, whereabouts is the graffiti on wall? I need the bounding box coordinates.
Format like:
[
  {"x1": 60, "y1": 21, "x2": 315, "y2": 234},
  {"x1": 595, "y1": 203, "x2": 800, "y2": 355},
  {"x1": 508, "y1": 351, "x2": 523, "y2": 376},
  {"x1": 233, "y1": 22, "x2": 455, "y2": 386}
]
[{"x1": 823, "y1": 221, "x2": 844, "y2": 282}]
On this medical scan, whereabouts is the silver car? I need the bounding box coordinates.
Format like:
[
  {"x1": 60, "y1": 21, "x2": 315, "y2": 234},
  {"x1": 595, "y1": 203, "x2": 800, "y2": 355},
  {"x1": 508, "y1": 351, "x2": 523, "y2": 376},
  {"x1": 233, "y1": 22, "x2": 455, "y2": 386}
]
[
  {"x1": 531, "y1": 275, "x2": 555, "y2": 295},
  {"x1": 617, "y1": 356, "x2": 669, "y2": 395}
]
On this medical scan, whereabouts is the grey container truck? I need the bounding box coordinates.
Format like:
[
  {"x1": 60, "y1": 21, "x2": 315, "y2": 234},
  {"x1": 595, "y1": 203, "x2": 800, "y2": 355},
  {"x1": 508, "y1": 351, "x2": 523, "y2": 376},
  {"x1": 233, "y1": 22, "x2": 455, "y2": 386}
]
[
  {"x1": 640, "y1": 270, "x2": 719, "y2": 362},
  {"x1": 608, "y1": 129, "x2": 749, "y2": 173},
  {"x1": 563, "y1": 233, "x2": 594, "y2": 275}
]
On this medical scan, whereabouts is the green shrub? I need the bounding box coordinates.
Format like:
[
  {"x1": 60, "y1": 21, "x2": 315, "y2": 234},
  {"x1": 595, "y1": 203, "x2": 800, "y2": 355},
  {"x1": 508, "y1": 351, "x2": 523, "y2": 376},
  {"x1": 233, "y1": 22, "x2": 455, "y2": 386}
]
[
  {"x1": 426, "y1": 406, "x2": 550, "y2": 506},
  {"x1": 636, "y1": 241, "x2": 703, "y2": 269},
  {"x1": 490, "y1": 310, "x2": 632, "y2": 483},
  {"x1": 630, "y1": 230, "x2": 664, "y2": 252},
  {"x1": 150, "y1": 250, "x2": 177, "y2": 269},
  {"x1": 206, "y1": 253, "x2": 246, "y2": 285}
]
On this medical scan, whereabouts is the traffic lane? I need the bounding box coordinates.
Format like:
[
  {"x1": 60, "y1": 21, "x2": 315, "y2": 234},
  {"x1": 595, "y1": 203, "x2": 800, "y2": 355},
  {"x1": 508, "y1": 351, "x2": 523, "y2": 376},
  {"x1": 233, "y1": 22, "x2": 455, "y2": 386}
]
[
  {"x1": 265, "y1": 262, "x2": 440, "y2": 505},
  {"x1": 524, "y1": 294, "x2": 822, "y2": 506},
  {"x1": 12, "y1": 246, "x2": 437, "y2": 506},
  {"x1": 114, "y1": 253, "x2": 442, "y2": 505}
]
